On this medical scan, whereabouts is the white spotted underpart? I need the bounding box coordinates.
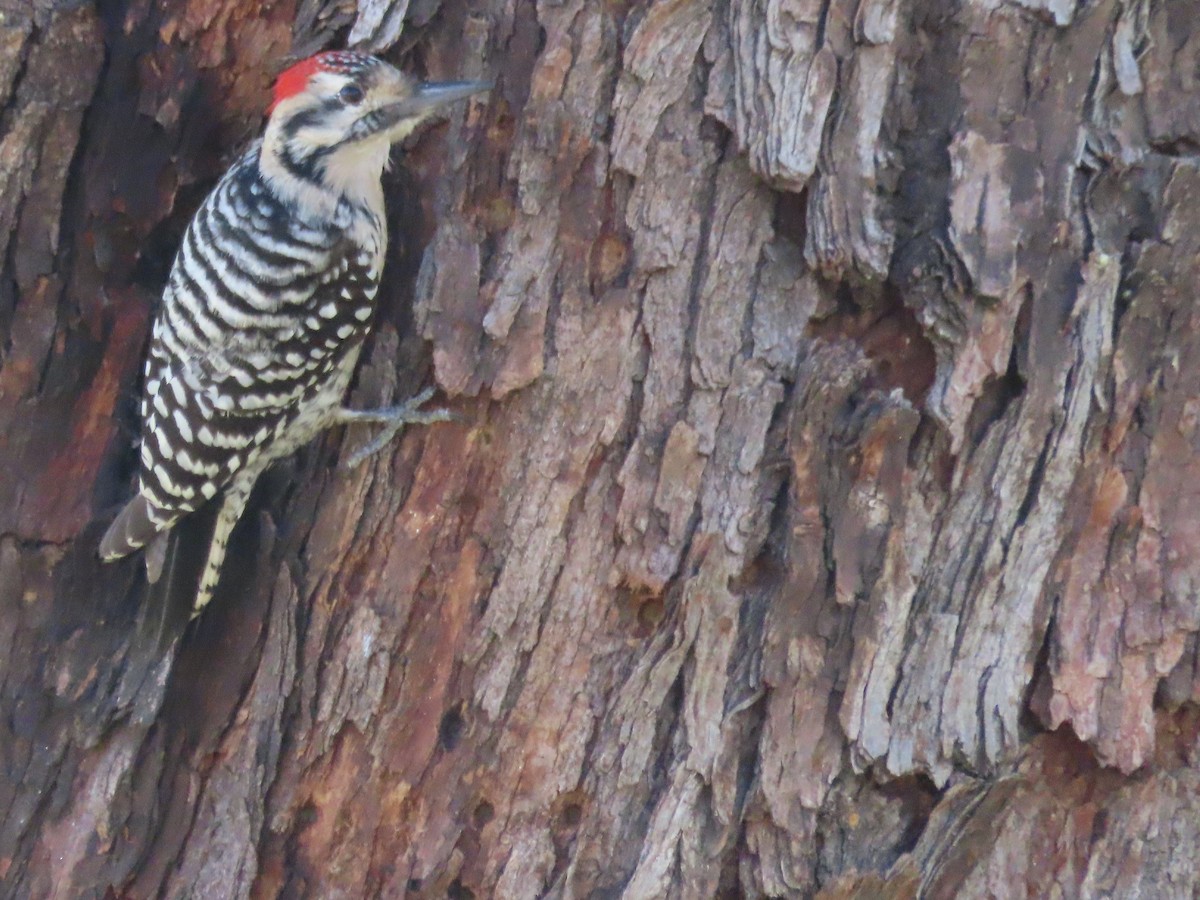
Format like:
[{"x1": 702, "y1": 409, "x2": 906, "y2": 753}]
[
  {"x1": 121, "y1": 139, "x2": 388, "y2": 613},
  {"x1": 98, "y1": 49, "x2": 475, "y2": 617}
]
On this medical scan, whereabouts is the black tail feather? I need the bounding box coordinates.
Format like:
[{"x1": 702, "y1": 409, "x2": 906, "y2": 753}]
[{"x1": 137, "y1": 499, "x2": 221, "y2": 655}]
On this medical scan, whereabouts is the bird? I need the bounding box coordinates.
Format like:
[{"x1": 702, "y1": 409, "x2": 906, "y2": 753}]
[{"x1": 99, "y1": 50, "x2": 489, "y2": 633}]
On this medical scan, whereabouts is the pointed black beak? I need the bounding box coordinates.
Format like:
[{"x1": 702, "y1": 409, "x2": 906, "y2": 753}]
[
  {"x1": 384, "y1": 80, "x2": 492, "y2": 125},
  {"x1": 409, "y1": 80, "x2": 493, "y2": 115},
  {"x1": 349, "y1": 80, "x2": 491, "y2": 142}
]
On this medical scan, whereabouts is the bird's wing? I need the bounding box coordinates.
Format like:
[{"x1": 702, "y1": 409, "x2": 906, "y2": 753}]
[
  {"x1": 101, "y1": 242, "x2": 375, "y2": 560},
  {"x1": 100, "y1": 335, "x2": 303, "y2": 561}
]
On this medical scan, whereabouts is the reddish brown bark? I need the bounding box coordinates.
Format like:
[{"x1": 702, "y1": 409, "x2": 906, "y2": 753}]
[{"x1": 3, "y1": 0, "x2": 1200, "y2": 897}]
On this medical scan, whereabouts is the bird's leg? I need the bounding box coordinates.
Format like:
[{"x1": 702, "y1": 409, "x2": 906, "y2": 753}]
[{"x1": 334, "y1": 386, "x2": 456, "y2": 467}]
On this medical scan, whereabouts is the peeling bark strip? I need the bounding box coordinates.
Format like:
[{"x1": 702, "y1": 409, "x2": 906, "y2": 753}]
[{"x1": 3, "y1": 0, "x2": 1200, "y2": 896}]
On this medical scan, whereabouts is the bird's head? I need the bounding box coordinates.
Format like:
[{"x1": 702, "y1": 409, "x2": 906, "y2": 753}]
[{"x1": 262, "y1": 51, "x2": 489, "y2": 202}]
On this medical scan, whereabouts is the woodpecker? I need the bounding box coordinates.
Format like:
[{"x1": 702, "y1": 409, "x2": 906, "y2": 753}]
[{"x1": 100, "y1": 51, "x2": 488, "y2": 625}]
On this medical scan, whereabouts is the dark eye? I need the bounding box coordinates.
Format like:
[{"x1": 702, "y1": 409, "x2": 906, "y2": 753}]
[{"x1": 339, "y1": 83, "x2": 365, "y2": 105}]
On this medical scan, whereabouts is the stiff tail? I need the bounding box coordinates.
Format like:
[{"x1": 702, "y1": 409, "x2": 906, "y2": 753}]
[
  {"x1": 131, "y1": 486, "x2": 254, "y2": 652},
  {"x1": 139, "y1": 501, "x2": 221, "y2": 652},
  {"x1": 99, "y1": 494, "x2": 161, "y2": 560},
  {"x1": 192, "y1": 485, "x2": 253, "y2": 618}
]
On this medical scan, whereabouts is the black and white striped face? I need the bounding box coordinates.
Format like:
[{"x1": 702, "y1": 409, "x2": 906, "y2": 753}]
[
  {"x1": 262, "y1": 51, "x2": 489, "y2": 203},
  {"x1": 270, "y1": 54, "x2": 406, "y2": 152}
]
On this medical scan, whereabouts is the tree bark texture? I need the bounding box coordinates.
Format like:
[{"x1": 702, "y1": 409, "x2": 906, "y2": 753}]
[{"x1": 2, "y1": 0, "x2": 1199, "y2": 896}]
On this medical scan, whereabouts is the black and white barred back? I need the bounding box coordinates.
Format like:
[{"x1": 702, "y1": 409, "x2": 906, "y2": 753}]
[
  {"x1": 100, "y1": 143, "x2": 382, "y2": 609},
  {"x1": 99, "y1": 50, "x2": 485, "y2": 627},
  {"x1": 140, "y1": 144, "x2": 382, "y2": 524}
]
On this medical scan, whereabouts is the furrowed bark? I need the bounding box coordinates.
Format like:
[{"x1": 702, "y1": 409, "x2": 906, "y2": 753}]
[{"x1": 2, "y1": 0, "x2": 1199, "y2": 897}]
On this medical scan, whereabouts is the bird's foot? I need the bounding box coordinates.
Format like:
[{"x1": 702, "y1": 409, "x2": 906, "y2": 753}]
[{"x1": 337, "y1": 387, "x2": 457, "y2": 468}]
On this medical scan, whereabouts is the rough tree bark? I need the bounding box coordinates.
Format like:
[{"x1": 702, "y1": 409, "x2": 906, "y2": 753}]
[{"x1": 2, "y1": 0, "x2": 1199, "y2": 896}]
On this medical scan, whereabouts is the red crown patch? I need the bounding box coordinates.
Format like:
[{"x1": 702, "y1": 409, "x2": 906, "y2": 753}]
[{"x1": 269, "y1": 51, "x2": 375, "y2": 113}]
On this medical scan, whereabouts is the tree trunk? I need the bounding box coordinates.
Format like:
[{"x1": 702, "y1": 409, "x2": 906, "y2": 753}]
[{"x1": 2, "y1": 0, "x2": 1198, "y2": 896}]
